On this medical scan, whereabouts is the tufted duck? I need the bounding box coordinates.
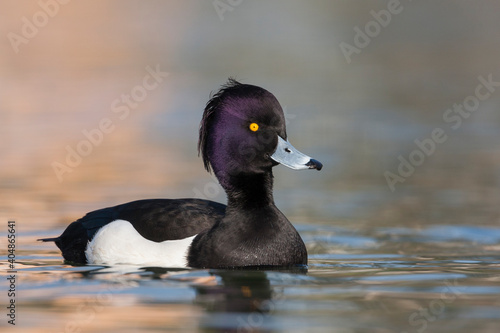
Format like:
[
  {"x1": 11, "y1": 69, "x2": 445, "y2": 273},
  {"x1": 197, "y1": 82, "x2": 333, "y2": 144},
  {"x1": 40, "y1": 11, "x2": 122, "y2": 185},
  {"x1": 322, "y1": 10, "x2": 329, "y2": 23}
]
[{"x1": 39, "y1": 79, "x2": 322, "y2": 268}]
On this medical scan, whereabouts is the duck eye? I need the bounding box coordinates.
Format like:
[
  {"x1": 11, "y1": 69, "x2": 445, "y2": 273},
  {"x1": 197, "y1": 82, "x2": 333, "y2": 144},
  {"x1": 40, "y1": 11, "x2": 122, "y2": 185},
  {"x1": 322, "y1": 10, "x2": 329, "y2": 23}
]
[{"x1": 249, "y1": 123, "x2": 259, "y2": 132}]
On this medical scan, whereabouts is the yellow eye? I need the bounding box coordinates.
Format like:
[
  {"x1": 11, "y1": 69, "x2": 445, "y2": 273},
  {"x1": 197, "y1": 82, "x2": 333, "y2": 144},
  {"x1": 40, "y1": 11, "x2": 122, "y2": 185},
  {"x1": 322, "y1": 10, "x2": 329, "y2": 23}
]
[{"x1": 249, "y1": 123, "x2": 259, "y2": 132}]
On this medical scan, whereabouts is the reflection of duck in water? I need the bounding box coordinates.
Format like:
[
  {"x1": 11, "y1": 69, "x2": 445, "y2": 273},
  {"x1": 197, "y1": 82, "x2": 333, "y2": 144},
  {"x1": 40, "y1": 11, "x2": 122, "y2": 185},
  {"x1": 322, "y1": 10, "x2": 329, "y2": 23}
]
[
  {"x1": 78, "y1": 266, "x2": 306, "y2": 332},
  {"x1": 193, "y1": 269, "x2": 306, "y2": 332},
  {"x1": 196, "y1": 270, "x2": 273, "y2": 313},
  {"x1": 40, "y1": 79, "x2": 322, "y2": 268}
]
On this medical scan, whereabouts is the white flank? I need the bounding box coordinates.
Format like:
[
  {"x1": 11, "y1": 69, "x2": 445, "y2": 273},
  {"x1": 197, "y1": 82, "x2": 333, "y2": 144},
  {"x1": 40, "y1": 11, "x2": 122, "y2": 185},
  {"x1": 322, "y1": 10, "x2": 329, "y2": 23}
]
[{"x1": 85, "y1": 219, "x2": 196, "y2": 267}]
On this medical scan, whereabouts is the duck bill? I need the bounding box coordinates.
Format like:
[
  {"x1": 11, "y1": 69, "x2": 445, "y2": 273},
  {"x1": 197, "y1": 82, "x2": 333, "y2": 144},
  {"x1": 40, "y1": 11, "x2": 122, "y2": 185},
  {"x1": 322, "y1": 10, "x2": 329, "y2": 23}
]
[{"x1": 270, "y1": 136, "x2": 323, "y2": 171}]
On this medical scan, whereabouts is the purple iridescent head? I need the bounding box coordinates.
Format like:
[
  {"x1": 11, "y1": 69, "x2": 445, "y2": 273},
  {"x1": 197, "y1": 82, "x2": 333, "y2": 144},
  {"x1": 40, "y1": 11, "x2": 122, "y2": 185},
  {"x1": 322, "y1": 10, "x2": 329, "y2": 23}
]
[{"x1": 198, "y1": 79, "x2": 322, "y2": 183}]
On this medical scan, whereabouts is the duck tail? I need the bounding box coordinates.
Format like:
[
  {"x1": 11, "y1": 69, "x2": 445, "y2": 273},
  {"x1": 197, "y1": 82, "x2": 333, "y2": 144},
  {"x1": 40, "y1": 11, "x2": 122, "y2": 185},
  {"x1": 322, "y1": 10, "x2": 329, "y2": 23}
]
[{"x1": 37, "y1": 237, "x2": 59, "y2": 242}]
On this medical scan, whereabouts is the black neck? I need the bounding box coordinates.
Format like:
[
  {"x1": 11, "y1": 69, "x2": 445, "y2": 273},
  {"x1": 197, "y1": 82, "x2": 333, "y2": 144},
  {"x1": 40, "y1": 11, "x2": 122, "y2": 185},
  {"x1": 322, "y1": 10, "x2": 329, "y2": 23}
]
[{"x1": 224, "y1": 171, "x2": 275, "y2": 211}]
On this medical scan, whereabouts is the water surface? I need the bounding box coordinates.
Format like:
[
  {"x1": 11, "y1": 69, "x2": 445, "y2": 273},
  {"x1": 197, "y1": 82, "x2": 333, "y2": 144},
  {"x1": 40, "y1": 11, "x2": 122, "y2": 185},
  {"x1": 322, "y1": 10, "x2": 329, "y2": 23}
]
[{"x1": 2, "y1": 223, "x2": 500, "y2": 332}]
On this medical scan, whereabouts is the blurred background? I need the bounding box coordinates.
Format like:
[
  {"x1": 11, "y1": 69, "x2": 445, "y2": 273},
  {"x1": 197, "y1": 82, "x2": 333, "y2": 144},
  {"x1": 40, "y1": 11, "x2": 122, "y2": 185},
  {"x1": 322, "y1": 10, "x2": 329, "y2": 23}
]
[
  {"x1": 1, "y1": 2, "x2": 500, "y2": 332},
  {"x1": 1, "y1": 1, "x2": 500, "y2": 230}
]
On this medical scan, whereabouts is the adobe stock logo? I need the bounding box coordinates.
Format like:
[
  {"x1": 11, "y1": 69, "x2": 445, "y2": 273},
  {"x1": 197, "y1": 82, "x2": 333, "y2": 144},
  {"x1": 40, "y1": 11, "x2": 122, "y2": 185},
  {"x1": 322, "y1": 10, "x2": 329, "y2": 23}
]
[
  {"x1": 212, "y1": 0, "x2": 244, "y2": 22},
  {"x1": 384, "y1": 74, "x2": 500, "y2": 192},
  {"x1": 51, "y1": 65, "x2": 169, "y2": 183},
  {"x1": 7, "y1": 0, "x2": 71, "y2": 54},
  {"x1": 339, "y1": 0, "x2": 404, "y2": 64}
]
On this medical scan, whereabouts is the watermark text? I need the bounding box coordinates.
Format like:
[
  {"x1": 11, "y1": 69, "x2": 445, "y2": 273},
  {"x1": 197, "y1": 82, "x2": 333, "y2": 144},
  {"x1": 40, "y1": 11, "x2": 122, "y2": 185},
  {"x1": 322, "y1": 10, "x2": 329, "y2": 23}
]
[{"x1": 6, "y1": 221, "x2": 17, "y2": 326}]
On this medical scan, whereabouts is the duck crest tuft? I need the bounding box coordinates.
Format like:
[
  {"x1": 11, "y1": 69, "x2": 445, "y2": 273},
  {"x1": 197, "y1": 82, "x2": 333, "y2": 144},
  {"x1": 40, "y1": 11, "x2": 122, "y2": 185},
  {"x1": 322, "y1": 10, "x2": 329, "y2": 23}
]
[{"x1": 198, "y1": 77, "x2": 243, "y2": 173}]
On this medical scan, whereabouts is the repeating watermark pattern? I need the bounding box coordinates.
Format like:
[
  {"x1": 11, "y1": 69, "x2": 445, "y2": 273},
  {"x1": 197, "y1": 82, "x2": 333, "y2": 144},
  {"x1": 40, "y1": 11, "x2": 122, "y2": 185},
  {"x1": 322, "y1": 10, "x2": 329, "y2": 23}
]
[
  {"x1": 6, "y1": 220, "x2": 17, "y2": 326},
  {"x1": 401, "y1": 278, "x2": 465, "y2": 333},
  {"x1": 339, "y1": 0, "x2": 405, "y2": 64},
  {"x1": 7, "y1": 0, "x2": 71, "y2": 54},
  {"x1": 213, "y1": 0, "x2": 244, "y2": 21},
  {"x1": 51, "y1": 65, "x2": 169, "y2": 182},
  {"x1": 385, "y1": 74, "x2": 500, "y2": 192}
]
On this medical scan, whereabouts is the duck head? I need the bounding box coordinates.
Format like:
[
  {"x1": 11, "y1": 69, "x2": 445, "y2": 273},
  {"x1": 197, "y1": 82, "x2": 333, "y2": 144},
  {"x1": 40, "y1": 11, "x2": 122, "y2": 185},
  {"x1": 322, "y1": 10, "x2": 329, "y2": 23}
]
[{"x1": 198, "y1": 79, "x2": 322, "y2": 189}]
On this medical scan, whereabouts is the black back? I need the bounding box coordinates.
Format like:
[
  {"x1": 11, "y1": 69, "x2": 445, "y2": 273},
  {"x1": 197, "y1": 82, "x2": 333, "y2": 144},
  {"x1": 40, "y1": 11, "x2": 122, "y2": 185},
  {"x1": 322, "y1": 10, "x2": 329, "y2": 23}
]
[{"x1": 46, "y1": 199, "x2": 225, "y2": 263}]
